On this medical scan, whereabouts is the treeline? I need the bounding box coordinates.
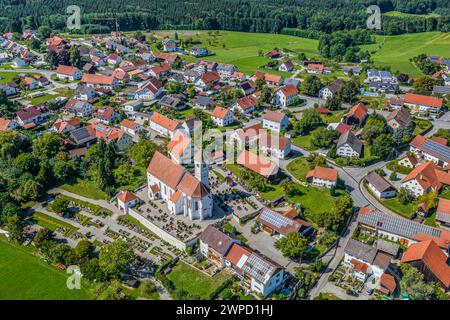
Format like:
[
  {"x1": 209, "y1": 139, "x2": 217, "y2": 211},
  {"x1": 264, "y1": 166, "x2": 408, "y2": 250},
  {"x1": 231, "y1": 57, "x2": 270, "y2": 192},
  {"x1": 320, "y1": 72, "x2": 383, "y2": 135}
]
[{"x1": 0, "y1": 0, "x2": 448, "y2": 35}]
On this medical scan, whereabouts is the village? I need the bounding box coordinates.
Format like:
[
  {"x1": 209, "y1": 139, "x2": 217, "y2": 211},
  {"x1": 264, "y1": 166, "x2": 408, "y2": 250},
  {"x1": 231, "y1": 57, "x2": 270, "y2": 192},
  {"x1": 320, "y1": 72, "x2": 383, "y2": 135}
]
[{"x1": 0, "y1": 28, "x2": 449, "y2": 301}]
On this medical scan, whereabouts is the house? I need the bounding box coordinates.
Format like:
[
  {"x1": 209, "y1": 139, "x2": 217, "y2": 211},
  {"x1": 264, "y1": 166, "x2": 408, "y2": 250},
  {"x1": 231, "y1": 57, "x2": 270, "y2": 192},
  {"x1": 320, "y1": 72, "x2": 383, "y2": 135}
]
[
  {"x1": 230, "y1": 123, "x2": 264, "y2": 149},
  {"x1": 149, "y1": 64, "x2": 172, "y2": 78},
  {"x1": 12, "y1": 58, "x2": 27, "y2": 68},
  {"x1": 436, "y1": 198, "x2": 450, "y2": 227},
  {"x1": 117, "y1": 191, "x2": 139, "y2": 214},
  {"x1": 357, "y1": 207, "x2": 450, "y2": 249},
  {"x1": 410, "y1": 135, "x2": 450, "y2": 167},
  {"x1": 262, "y1": 73, "x2": 282, "y2": 86},
  {"x1": 75, "y1": 86, "x2": 96, "y2": 101},
  {"x1": 91, "y1": 122, "x2": 133, "y2": 150},
  {"x1": 366, "y1": 69, "x2": 397, "y2": 84},
  {"x1": 365, "y1": 171, "x2": 396, "y2": 199},
  {"x1": 225, "y1": 243, "x2": 285, "y2": 297},
  {"x1": 120, "y1": 119, "x2": 141, "y2": 138},
  {"x1": 342, "y1": 102, "x2": 368, "y2": 127},
  {"x1": 160, "y1": 94, "x2": 187, "y2": 111},
  {"x1": 93, "y1": 106, "x2": 118, "y2": 124},
  {"x1": 368, "y1": 82, "x2": 397, "y2": 94},
  {"x1": 273, "y1": 85, "x2": 299, "y2": 107},
  {"x1": 199, "y1": 225, "x2": 239, "y2": 268},
  {"x1": 262, "y1": 111, "x2": 289, "y2": 132},
  {"x1": 307, "y1": 63, "x2": 324, "y2": 74},
  {"x1": 15, "y1": 105, "x2": 49, "y2": 127},
  {"x1": 265, "y1": 49, "x2": 281, "y2": 59},
  {"x1": 65, "y1": 99, "x2": 93, "y2": 117},
  {"x1": 306, "y1": 166, "x2": 338, "y2": 189},
  {"x1": 107, "y1": 54, "x2": 122, "y2": 66},
  {"x1": 190, "y1": 47, "x2": 208, "y2": 57},
  {"x1": 343, "y1": 239, "x2": 393, "y2": 282},
  {"x1": 81, "y1": 74, "x2": 118, "y2": 90},
  {"x1": 401, "y1": 240, "x2": 450, "y2": 291},
  {"x1": 327, "y1": 122, "x2": 352, "y2": 135},
  {"x1": 50, "y1": 118, "x2": 81, "y2": 134},
  {"x1": 22, "y1": 77, "x2": 39, "y2": 90},
  {"x1": 257, "y1": 207, "x2": 312, "y2": 238},
  {"x1": 236, "y1": 150, "x2": 279, "y2": 177},
  {"x1": 401, "y1": 161, "x2": 450, "y2": 196},
  {"x1": 162, "y1": 38, "x2": 177, "y2": 52},
  {"x1": 167, "y1": 130, "x2": 193, "y2": 164},
  {"x1": 149, "y1": 112, "x2": 182, "y2": 138},
  {"x1": 0, "y1": 82, "x2": 19, "y2": 96},
  {"x1": 195, "y1": 72, "x2": 221, "y2": 91},
  {"x1": 279, "y1": 60, "x2": 294, "y2": 72},
  {"x1": 398, "y1": 154, "x2": 418, "y2": 168},
  {"x1": 133, "y1": 78, "x2": 163, "y2": 100},
  {"x1": 83, "y1": 63, "x2": 95, "y2": 74},
  {"x1": 121, "y1": 100, "x2": 143, "y2": 114},
  {"x1": 319, "y1": 79, "x2": 344, "y2": 100},
  {"x1": 343, "y1": 66, "x2": 361, "y2": 76},
  {"x1": 433, "y1": 85, "x2": 450, "y2": 96},
  {"x1": 239, "y1": 80, "x2": 256, "y2": 96},
  {"x1": 336, "y1": 131, "x2": 363, "y2": 158},
  {"x1": 194, "y1": 96, "x2": 213, "y2": 109},
  {"x1": 147, "y1": 151, "x2": 213, "y2": 220},
  {"x1": 156, "y1": 53, "x2": 179, "y2": 65},
  {"x1": 233, "y1": 95, "x2": 259, "y2": 115},
  {"x1": 216, "y1": 63, "x2": 236, "y2": 79},
  {"x1": 379, "y1": 273, "x2": 397, "y2": 296},
  {"x1": 211, "y1": 106, "x2": 234, "y2": 127},
  {"x1": 258, "y1": 133, "x2": 291, "y2": 159},
  {"x1": 67, "y1": 126, "x2": 97, "y2": 148},
  {"x1": 56, "y1": 65, "x2": 82, "y2": 81},
  {"x1": 0, "y1": 117, "x2": 18, "y2": 132},
  {"x1": 403, "y1": 93, "x2": 443, "y2": 116},
  {"x1": 386, "y1": 108, "x2": 411, "y2": 130}
]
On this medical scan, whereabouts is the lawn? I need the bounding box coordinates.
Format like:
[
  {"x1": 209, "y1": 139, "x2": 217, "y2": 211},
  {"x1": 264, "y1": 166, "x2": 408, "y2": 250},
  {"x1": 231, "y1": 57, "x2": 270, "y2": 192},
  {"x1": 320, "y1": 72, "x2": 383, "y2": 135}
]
[
  {"x1": 29, "y1": 93, "x2": 57, "y2": 106},
  {"x1": 152, "y1": 30, "x2": 319, "y2": 75},
  {"x1": 413, "y1": 118, "x2": 433, "y2": 136},
  {"x1": 322, "y1": 110, "x2": 347, "y2": 123},
  {"x1": 167, "y1": 261, "x2": 231, "y2": 299},
  {"x1": 386, "y1": 160, "x2": 413, "y2": 175},
  {"x1": 382, "y1": 197, "x2": 417, "y2": 219},
  {"x1": 292, "y1": 133, "x2": 316, "y2": 151},
  {"x1": 0, "y1": 236, "x2": 93, "y2": 300},
  {"x1": 361, "y1": 32, "x2": 450, "y2": 77},
  {"x1": 286, "y1": 158, "x2": 312, "y2": 182},
  {"x1": 0, "y1": 72, "x2": 17, "y2": 84},
  {"x1": 60, "y1": 178, "x2": 108, "y2": 200}
]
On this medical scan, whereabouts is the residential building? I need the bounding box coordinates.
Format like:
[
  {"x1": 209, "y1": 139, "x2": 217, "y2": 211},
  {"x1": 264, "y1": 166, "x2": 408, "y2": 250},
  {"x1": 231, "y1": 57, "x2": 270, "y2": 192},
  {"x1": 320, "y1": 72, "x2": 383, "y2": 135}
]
[
  {"x1": 162, "y1": 38, "x2": 177, "y2": 52},
  {"x1": 401, "y1": 161, "x2": 450, "y2": 196},
  {"x1": 273, "y1": 84, "x2": 299, "y2": 107},
  {"x1": 133, "y1": 78, "x2": 164, "y2": 100},
  {"x1": 233, "y1": 95, "x2": 258, "y2": 115},
  {"x1": 160, "y1": 94, "x2": 187, "y2": 111},
  {"x1": 236, "y1": 150, "x2": 279, "y2": 177},
  {"x1": 410, "y1": 135, "x2": 450, "y2": 168},
  {"x1": 319, "y1": 79, "x2": 344, "y2": 100},
  {"x1": 258, "y1": 133, "x2": 291, "y2": 159},
  {"x1": 65, "y1": 99, "x2": 93, "y2": 117},
  {"x1": 306, "y1": 166, "x2": 338, "y2": 189},
  {"x1": 436, "y1": 198, "x2": 450, "y2": 227},
  {"x1": 15, "y1": 105, "x2": 49, "y2": 127},
  {"x1": 199, "y1": 225, "x2": 239, "y2": 268},
  {"x1": 81, "y1": 74, "x2": 118, "y2": 90},
  {"x1": 211, "y1": 106, "x2": 234, "y2": 127},
  {"x1": 167, "y1": 130, "x2": 192, "y2": 164},
  {"x1": 190, "y1": 47, "x2": 208, "y2": 57},
  {"x1": 93, "y1": 106, "x2": 119, "y2": 124},
  {"x1": 366, "y1": 69, "x2": 397, "y2": 84},
  {"x1": 120, "y1": 119, "x2": 141, "y2": 138},
  {"x1": 386, "y1": 108, "x2": 411, "y2": 130},
  {"x1": 149, "y1": 112, "x2": 182, "y2": 138},
  {"x1": 262, "y1": 111, "x2": 289, "y2": 132},
  {"x1": 147, "y1": 151, "x2": 213, "y2": 220},
  {"x1": 279, "y1": 60, "x2": 294, "y2": 72},
  {"x1": 336, "y1": 130, "x2": 363, "y2": 158},
  {"x1": 257, "y1": 207, "x2": 312, "y2": 238},
  {"x1": 365, "y1": 171, "x2": 396, "y2": 199},
  {"x1": 50, "y1": 118, "x2": 81, "y2": 134},
  {"x1": 0, "y1": 117, "x2": 18, "y2": 132},
  {"x1": 195, "y1": 71, "x2": 221, "y2": 91},
  {"x1": 56, "y1": 65, "x2": 82, "y2": 81},
  {"x1": 307, "y1": 63, "x2": 324, "y2": 74},
  {"x1": 91, "y1": 122, "x2": 133, "y2": 150},
  {"x1": 398, "y1": 154, "x2": 418, "y2": 168},
  {"x1": 404, "y1": 93, "x2": 443, "y2": 116},
  {"x1": 342, "y1": 102, "x2": 368, "y2": 127}
]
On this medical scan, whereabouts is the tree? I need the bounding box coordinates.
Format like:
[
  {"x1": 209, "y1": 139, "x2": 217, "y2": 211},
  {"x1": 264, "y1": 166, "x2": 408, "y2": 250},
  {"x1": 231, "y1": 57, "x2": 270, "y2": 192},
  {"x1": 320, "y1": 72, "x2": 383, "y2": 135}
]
[
  {"x1": 338, "y1": 79, "x2": 360, "y2": 103},
  {"x1": 74, "y1": 239, "x2": 95, "y2": 263},
  {"x1": 99, "y1": 240, "x2": 135, "y2": 280},
  {"x1": 130, "y1": 139, "x2": 158, "y2": 167},
  {"x1": 33, "y1": 133, "x2": 64, "y2": 159},
  {"x1": 418, "y1": 192, "x2": 438, "y2": 209},
  {"x1": 389, "y1": 171, "x2": 398, "y2": 181},
  {"x1": 371, "y1": 134, "x2": 395, "y2": 159},
  {"x1": 37, "y1": 26, "x2": 52, "y2": 39},
  {"x1": 275, "y1": 232, "x2": 308, "y2": 260},
  {"x1": 400, "y1": 263, "x2": 435, "y2": 300},
  {"x1": 294, "y1": 108, "x2": 323, "y2": 135},
  {"x1": 69, "y1": 45, "x2": 81, "y2": 68},
  {"x1": 50, "y1": 197, "x2": 70, "y2": 216},
  {"x1": 310, "y1": 127, "x2": 339, "y2": 148},
  {"x1": 301, "y1": 75, "x2": 322, "y2": 97},
  {"x1": 398, "y1": 187, "x2": 416, "y2": 205},
  {"x1": 0, "y1": 203, "x2": 21, "y2": 225},
  {"x1": 6, "y1": 214, "x2": 24, "y2": 243},
  {"x1": 412, "y1": 76, "x2": 435, "y2": 91}
]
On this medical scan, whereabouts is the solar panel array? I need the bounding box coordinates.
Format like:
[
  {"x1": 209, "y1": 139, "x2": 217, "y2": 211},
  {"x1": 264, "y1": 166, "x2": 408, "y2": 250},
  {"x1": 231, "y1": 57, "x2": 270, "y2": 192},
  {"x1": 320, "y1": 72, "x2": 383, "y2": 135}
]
[
  {"x1": 358, "y1": 211, "x2": 441, "y2": 239},
  {"x1": 259, "y1": 208, "x2": 293, "y2": 229},
  {"x1": 423, "y1": 140, "x2": 450, "y2": 162},
  {"x1": 243, "y1": 254, "x2": 276, "y2": 284},
  {"x1": 71, "y1": 127, "x2": 90, "y2": 140}
]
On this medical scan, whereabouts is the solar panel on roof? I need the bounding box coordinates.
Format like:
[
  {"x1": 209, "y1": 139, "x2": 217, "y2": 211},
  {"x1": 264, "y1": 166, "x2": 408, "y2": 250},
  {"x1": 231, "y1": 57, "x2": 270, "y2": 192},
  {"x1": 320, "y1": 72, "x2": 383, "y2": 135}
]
[
  {"x1": 259, "y1": 208, "x2": 293, "y2": 229},
  {"x1": 423, "y1": 140, "x2": 450, "y2": 161}
]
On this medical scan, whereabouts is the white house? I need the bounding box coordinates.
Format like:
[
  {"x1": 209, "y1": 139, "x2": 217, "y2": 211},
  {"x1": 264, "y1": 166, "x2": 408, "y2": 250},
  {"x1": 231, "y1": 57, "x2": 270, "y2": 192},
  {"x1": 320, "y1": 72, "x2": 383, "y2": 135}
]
[
  {"x1": 279, "y1": 60, "x2": 294, "y2": 72},
  {"x1": 167, "y1": 130, "x2": 193, "y2": 164},
  {"x1": 306, "y1": 166, "x2": 338, "y2": 189},
  {"x1": 117, "y1": 191, "x2": 139, "y2": 214},
  {"x1": 120, "y1": 119, "x2": 141, "y2": 138},
  {"x1": 56, "y1": 65, "x2": 82, "y2": 81},
  {"x1": 133, "y1": 78, "x2": 163, "y2": 100},
  {"x1": 365, "y1": 172, "x2": 396, "y2": 199},
  {"x1": 257, "y1": 133, "x2": 291, "y2": 159},
  {"x1": 273, "y1": 84, "x2": 299, "y2": 107},
  {"x1": 199, "y1": 225, "x2": 240, "y2": 268},
  {"x1": 336, "y1": 131, "x2": 363, "y2": 158},
  {"x1": 211, "y1": 106, "x2": 234, "y2": 127},
  {"x1": 319, "y1": 79, "x2": 344, "y2": 100},
  {"x1": 162, "y1": 38, "x2": 177, "y2": 52},
  {"x1": 149, "y1": 112, "x2": 182, "y2": 138},
  {"x1": 262, "y1": 111, "x2": 289, "y2": 132},
  {"x1": 65, "y1": 99, "x2": 93, "y2": 117},
  {"x1": 75, "y1": 87, "x2": 96, "y2": 101},
  {"x1": 401, "y1": 161, "x2": 450, "y2": 197},
  {"x1": 232, "y1": 95, "x2": 258, "y2": 115},
  {"x1": 81, "y1": 74, "x2": 118, "y2": 90}
]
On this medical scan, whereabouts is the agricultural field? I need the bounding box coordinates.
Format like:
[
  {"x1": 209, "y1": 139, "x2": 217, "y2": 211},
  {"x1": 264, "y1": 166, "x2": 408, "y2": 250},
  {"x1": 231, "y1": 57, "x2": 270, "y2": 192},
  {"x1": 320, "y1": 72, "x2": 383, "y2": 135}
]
[
  {"x1": 0, "y1": 236, "x2": 92, "y2": 300},
  {"x1": 362, "y1": 32, "x2": 450, "y2": 77},
  {"x1": 151, "y1": 30, "x2": 319, "y2": 75}
]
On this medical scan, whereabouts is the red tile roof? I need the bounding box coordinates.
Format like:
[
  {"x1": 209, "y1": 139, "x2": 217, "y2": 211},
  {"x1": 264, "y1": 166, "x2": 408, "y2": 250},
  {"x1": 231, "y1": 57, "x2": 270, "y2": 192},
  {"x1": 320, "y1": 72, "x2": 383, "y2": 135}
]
[
  {"x1": 118, "y1": 191, "x2": 137, "y2": 203},
  {"x1": 380, "y1": 273, "x2": 397, "y2": 293},
  {"x1": 0, "y1": 118, "x2": 12, "y2": 131},
  {"x1": 121, "y1": 119, "x2": 138, "y2": 130},
  {"x1": 81, "y1": 74, "x2": 115, "y2": 85},
  {"x1": 225, "y1": 243, "x2": 252, "y2": 269},
  {"x1": 236, "y1": 150, "x2": 279, "y2": 177},
  {"x1": 236, "y1": 95, "x2": 258, "y2": 110},
  {"x1": 347, "y1": 102, "x2": 368, "y2": 121},
  {"x1": 211, "y1": 106, "x2": 231, "y2": 120},
  {"x1": 200, "y1": 71, "x2": 220, "y2": 84},
  {"x1": 404, "y1": 93, "x2": 443, "y2": 109},
  {"x1": 401, "y1": 239, "x2": 450, "y2": 289},
  {"x1": 307, "y1": 63, "x2": 324, "y2": 72},
  {"x1": 278, "y1": 84, "x2": 298, "y2": 97},
  {"x1": 177, "y1": 173, "x2": 209, "y2": 198},
  {"x1": 147, "y1": 151, "x2": 186, "y2": 190},
  {"x1": 437, "y1": 198, "x2": 450, "y2": 215},
  {"x1": 306, "y1": 166, "x2": 338, "y2": 181},
  {"x1": 167, "y1": 131, "x2": 191, "y2": 157},
  {"x1": 149, "y1": 112, "x2": 180, "y2": 132},
  {"x1": 258, "y1": 133, "x2": 290, "y2": 151},
  {"x1": 402, "y1": 161, "x2": 450, "y2": 192},
  {"x1": 56, "y1": 65, "x2": 79, "y2": 76},
  {"x1": 351, "y1": 259, "x2": 369, "y2": 274},
  {"x1": 263, "y1": 110, "x2": 286, "y2": 124}
]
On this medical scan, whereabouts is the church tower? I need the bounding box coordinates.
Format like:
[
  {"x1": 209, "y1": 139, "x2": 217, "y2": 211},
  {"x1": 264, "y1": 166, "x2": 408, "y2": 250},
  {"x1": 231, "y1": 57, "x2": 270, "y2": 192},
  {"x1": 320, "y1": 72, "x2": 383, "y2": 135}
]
[{"x1": 194, "y1": 151, "x2": 209, "y2": 188}]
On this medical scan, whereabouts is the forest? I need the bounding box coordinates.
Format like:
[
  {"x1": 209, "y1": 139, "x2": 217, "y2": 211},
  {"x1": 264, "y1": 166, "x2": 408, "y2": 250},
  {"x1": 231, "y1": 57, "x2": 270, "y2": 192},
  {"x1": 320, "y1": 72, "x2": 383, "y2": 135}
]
[{"x1": 0, "y1": 0, "x2": 448, "y2": 35}]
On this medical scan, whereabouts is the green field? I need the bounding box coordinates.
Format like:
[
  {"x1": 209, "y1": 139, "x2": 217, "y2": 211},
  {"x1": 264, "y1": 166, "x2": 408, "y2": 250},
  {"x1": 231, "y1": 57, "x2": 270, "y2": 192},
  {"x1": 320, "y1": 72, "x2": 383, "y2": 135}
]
[
  {"x1": 153, "y1": 30, "x2": 319, "y2": 75},
  {"x1": 60, "y1": 178, "x2": 108, "y2": 200},
  {"x1": 383, "y1": 11, "x2": 441, "y2": 18},
  {"x1": 0, "y1": 72, "x2": 17, "y2": 84},
  {"x1": 0, "y1": 236, "x2": 92, "y2": 300},
  {"x1": 363, "y1": 32, "x2": 450, "y2": 77},
  {"x1": 167, "y1": 261, "x2": 231, "y2": 299}
]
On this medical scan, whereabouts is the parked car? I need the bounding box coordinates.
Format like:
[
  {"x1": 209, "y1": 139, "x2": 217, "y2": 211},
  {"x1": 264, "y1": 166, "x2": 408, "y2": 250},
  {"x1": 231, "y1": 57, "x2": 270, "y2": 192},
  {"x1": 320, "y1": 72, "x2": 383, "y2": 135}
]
[{"x1": 346, "y1": 289, "x2": 359, "y2": 297}]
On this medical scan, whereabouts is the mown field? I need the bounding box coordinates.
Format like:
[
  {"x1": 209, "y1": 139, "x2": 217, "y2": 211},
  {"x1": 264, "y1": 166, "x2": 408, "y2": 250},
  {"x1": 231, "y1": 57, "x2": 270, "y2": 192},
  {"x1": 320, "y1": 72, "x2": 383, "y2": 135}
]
[
  {"x1": 0, "y1": 236, "x2": 92, "y2": 300},
  {"x1": 361, "y1": 32, "x2": 450, "y2": 77},
  {"x1": 151, "y1": 30, "x2": 320, "y2": 75}
]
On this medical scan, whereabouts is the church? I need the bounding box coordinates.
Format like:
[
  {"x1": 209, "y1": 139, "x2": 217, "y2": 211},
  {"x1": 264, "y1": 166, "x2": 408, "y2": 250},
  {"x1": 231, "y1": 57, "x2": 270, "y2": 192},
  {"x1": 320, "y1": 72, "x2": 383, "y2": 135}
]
[{"x1": 147, "y1": 151, "x2": 213, "y2": 220}]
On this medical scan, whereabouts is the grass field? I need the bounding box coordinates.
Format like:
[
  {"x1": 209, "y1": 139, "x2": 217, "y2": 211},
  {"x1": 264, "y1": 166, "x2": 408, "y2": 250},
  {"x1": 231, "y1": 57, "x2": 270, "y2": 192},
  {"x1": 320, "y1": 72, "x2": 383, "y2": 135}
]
[
  {"x1": 167, "y1": 261, "x2": 231, "y2": 299},
  {"x1": 0, "y1": 72, "x2": 17, "y2": 84},
  {"x1": 60, "y1": 179, "x2": 108, "y2": 200},
  {"x1": 362, "y1": 32, "x2": 450, "y2": 77},
  {"x1": 0, "y1": 236, "x2": 92, "y2": 300},
  {"x1": 152, "y1": 30, "x2": 319, "y2": 75},
  {"x1": 28, "y1": 93, "x2": 57, "y2": 106}
]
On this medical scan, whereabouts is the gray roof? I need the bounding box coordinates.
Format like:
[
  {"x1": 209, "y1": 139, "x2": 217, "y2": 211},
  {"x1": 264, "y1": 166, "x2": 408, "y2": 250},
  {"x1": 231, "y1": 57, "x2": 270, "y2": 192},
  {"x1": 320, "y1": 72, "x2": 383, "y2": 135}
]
[
  {"x1": 337, "y1": 130, "x2": 363, "y2": 155},
  {"x1": 283, "y1": 78, "x2": 300, "y2": 87},
  {"x1": 357, "y1": 210, "x2": 442, "y2": 240},
  {"x1": 365, "y1": 171, "x2": 395, "y2": 193},
  {"x1": 195, "y1": 96, "x2": 212, "y2": 106},
  {"x1": 433, "y1": 86, "x2": 450, "y2": 95},
  {"x1": 387, "y1": 108, "x2": 411, "y2": 128},
  {"x1": 325, "y1": 79, "x2": 344, "y2": 94},
  {"x1": 242, "y1": 253, "x2": 279, "y2": 284},
  {"x1": 375, "y1": 239, "x2": 399, "y2": 257},
  {"x1": 344, "y1": 239, "x2": 377, "y2": 264},
  {"x1": 200, "y1": 225, "x2": 234, "y2": 256}
]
